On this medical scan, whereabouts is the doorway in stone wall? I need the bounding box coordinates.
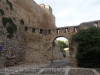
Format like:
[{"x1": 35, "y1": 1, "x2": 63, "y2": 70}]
[{"x1": 51, "y1": 36, "x2": 70, "y2": 66}]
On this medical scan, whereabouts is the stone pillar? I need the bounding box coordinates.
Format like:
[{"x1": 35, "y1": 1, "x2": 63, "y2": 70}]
[{"x1": 69, "y1": 40, "x2": 78, "y2": 67}]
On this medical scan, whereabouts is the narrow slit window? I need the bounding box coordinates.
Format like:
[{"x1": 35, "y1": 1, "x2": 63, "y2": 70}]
[
  {"x1": 74, "y1": 27, "x2": 77, "y2": 32},
  {"x1": 94, "y1": 22, "x2": 98, "y2": 27},
  {"x1": 48, "y1": 30, "x2": 51, "y2": 34},
  {"x1": 25, "y1": 27, "x2": 28, "y2": 31},
  {"x1": 57, "y1": 29, "x2": 59, "y2": 33},
  {"x1": 32, "y1": 28, "x2": 35, "y2": 32},
  {"x1": 65, "y1": 28, "x2": 68, "y2": 33},
  {"x1": 40, "y1": 29, "x2": 42, "y2": 34}
]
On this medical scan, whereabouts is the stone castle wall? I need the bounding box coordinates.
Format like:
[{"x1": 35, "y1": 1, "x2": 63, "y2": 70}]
[
  {"x1": 0, "y1": 0, "x2": 100, "y2": 68},
  {"x1": 0, "y1": 0, "x2": 56, "y2": 67},
  {"x1": 0, "y1": 0, "x2": 25, "y2": 67},
  {"x1": 53, "y1": 44, "x2": 64, "y2": 60},
  {"x1": 12, "y1": 0, "x2": 56, "y2": 28}
]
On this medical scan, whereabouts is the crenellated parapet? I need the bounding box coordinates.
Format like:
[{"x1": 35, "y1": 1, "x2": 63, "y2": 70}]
[
  {"x1": 1, "y1": 0, "x2": 100, "y2": 67},
  {"x1": 23, "y1": 20, "x2": 100, "y2": 66},
  {"x1": 24, "y1": 26, "x2": 79, "y2": 36},
  {"x1": 24, "y1": 20, "x2": 100, "y2": 36}
]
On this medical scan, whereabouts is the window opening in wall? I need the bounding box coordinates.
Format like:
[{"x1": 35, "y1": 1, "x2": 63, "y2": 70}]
[
  {"x1": 48, "y1": 30, "x2": 51, "y2": 34},
  {"x1": 57, "y1": 29, "x2": 60, "y2": 33},
  {"x1": 65, "y1": 28, "x2": 68, "y2": 33},
  {"x1": 25, "y1": 27, "x2": 28, "y2": 31},
  {"x1": 74, "y1": 27, "x2": 77, "y2": 32},
  {"x1": 40, "y1": 29, "x2": 42, "y2": 34},
  {"x1": 32, "y1": 28, "x2": 35, "y2": 32},
  {"x1": 94, "y1": 22, "x2": 98, "y2": 27}
]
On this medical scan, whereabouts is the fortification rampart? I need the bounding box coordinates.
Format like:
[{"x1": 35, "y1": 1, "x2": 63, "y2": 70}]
[
  {"x1": 0, "y1": 0, "x2": 100, "y2": 67},
  {"x1": 13, "y1": 0, "x2": 55, "y2": 28}
]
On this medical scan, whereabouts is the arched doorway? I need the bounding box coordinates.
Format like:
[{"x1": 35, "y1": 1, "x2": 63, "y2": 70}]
[{"x1": 51, "y1": 36, "x2": 70, "y2": 64}]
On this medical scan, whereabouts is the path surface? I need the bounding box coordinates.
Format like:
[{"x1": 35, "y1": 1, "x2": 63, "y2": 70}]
[
  {"x1": 45, "y1": 59, "x2": 70, "y2": 68},
  {"x1": 0, "y1": 59, "x2": 100, "y2": 75}
]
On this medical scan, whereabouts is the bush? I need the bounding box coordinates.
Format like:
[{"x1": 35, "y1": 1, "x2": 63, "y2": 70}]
[
  {"x1": 2, "y1": 17, "x2": 13, "y2": 27},
  {"x1": 72, "y1": 27, "x2": 100, "y2": 68}
]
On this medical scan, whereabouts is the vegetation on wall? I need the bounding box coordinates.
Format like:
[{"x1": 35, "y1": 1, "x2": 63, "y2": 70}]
[
  {"x1": 2, "y1": 17, "x2": 17, "y2": 39},
  {"x1": 6, "y1": 0, "x2": 13, "y2": 10},
  {"x1": 72, "y1": 26, "x2": 100, "y2": 68},
  {"x1": 20, "y1": 19, "x2": 24, "y2": 25},
  {"x1": 0, "y1": 9, "x2": 5, "y2": 16},
  {"x1": 2, "y1": 17, "x2": 13, "y2": 27}
]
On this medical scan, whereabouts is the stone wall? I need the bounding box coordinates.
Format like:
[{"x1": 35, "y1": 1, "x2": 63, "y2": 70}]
[
  {"x1": 0, "y1": 0, "x2": 56, "y2": 67},
  {"x1": 0, "y1": 0, "x2": 100, "y2": 68},
  {"x1": 52, "y1": 44, "x2": 64, "y2": 60},
  {"x1": 0, "y1": 0, "x2": 25, "y2": 67},
  {"x1": 39, "y1": 4, "x2": 55, "y2": 28},
  {"x1": 12, "y1": 0, "x2": 56, "y2": 28}
]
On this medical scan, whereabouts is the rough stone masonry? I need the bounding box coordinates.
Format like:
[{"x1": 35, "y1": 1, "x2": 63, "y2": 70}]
[{"x1": 0, "y1": 0, "x2": 100, "y2": 68}]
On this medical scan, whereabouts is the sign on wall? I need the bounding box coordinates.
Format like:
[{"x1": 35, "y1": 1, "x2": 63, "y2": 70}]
[{"x1": 0, "y1": 46, "x2": 2, "y2": 50}]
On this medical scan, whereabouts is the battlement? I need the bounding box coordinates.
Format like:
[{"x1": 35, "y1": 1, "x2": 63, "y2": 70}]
[
  {"x1": 24, "y1": 20, "x2": 100, "y2": 36},
  {"x1": 24, "y1": 26, "x2": 78, "y2": 35},
  {"x1": 1, "y1": 0, "x2": 100, "y2": 67}
]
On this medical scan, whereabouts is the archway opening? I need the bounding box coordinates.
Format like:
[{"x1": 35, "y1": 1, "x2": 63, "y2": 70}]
[{"x1": 51, "y1": 36, "x2": 70, "y2": 63}]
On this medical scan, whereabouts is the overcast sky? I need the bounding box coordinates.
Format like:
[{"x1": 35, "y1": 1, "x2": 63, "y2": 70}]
[{"x1": 34, "y1": 0, "x2": 100, "y2": 27}]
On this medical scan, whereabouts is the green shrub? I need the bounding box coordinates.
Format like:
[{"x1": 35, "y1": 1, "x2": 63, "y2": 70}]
[
  {"x1": 2, "y1": 17, "x2": 13, "y2": 27},
  {"x1": 72, "y1": 27, "x2": 100, "y2": 68},
  {"x1": 6, "y1": 0, "x2": 13, "y2": 10},
  {"x1": 13, "y1": 18, "x2": 16, "y2": 20},
  {"x1": 57, "y1": 40, "x2": 68, "y2": 57},
  {"x1": 2, "y1": 17, "x2": 17, "y2": 39},
  {"x1": 20, "y1": 19, "x2": 24, "y2": 25},
  {"x1": 0, "y1": 9, "x2": 5, "y2": 16},
  {"x1": 6, "y1": 25, "x2": 14, "y2": 38},
  {"x1": 12, "y1": 23, "x2": 17, "y2": 32}
]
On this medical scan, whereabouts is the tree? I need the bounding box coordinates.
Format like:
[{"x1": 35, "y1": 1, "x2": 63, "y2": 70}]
[
  {"x1": 57, "y1": 40, "x2": 68, "y2": 49},
  {"x1": 72, "y1": 26, "x2": 100, "y2": 68},
  {"x1": 56, "y1": 40, "x2": 68, "y2": 57}
]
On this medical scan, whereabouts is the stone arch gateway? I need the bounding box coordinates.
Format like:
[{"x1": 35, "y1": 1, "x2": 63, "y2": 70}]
[{"x1": 24, "y1": 20, "x2": 100, "y2": 67}]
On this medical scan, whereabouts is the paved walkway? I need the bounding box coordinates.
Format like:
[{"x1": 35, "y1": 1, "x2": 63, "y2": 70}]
[
  {"x1": 0, "y1": 59, "x2": 100, "y2": 75},
  {"x1": 0, "y1": 67, "x2": 100, "y2": 75}
]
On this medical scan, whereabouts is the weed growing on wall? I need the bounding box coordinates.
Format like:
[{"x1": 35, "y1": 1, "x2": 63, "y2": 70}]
[
  {"x1": 2, "y1": 17, "x2": 17, "y2": 39},
  {"x1": 6, "y1": 0, "x2": 13, "y2": 10},
  {"x1": 2, "y1": 17, "x2": 13, "y2": 27},
  {"x1": 0, "y1": 9, "x2": 5, "y2": 16}
]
